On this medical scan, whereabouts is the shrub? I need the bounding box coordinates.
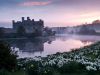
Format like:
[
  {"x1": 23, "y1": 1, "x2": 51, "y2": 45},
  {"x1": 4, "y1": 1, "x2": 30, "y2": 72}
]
[{"x1": 0, "y1": 41, "x2": 17, "y2": 71}]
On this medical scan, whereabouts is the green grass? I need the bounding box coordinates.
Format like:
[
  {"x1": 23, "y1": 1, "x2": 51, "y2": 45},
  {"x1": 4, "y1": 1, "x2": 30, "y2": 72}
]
[{"x1": 8, "y1": 71, "x2": 27, "y2": 75}]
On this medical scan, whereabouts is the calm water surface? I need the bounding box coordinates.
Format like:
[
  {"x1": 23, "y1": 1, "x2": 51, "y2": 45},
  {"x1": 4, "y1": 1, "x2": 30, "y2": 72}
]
[{"x1": 9, "y1": 34, "x2": 100, "y2": 58}]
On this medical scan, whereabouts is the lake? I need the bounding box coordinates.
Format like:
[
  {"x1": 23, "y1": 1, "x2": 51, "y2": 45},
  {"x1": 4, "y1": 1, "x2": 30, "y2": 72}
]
[{"x1": 5, "y1": 34, "x2": 100, "y2": 58}]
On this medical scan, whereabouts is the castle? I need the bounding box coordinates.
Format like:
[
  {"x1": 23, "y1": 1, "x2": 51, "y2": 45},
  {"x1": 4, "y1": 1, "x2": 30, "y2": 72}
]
[
  {"x1": 12, "y1": 17, "x2": 44, "y2": 33},
  {"x1": 1, "y1": 17, "x2": 44, "y2": 35}
]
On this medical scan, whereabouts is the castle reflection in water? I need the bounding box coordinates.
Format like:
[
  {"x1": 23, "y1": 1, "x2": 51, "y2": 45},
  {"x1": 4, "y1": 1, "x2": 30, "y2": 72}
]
[{"x1": 7, "y1": 37, "x2": 55, "y2": 53}]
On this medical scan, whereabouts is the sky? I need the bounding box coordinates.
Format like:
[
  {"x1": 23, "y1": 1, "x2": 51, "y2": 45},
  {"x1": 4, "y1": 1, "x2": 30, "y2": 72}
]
[{"x1": 0, "y1": 0, "x2": 100, "y2": 28}]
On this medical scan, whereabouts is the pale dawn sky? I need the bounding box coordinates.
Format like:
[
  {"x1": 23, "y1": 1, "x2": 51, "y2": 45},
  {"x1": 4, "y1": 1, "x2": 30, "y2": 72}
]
[{"x1": 0, "y1": 0, "x2": 100, "y2": 27}]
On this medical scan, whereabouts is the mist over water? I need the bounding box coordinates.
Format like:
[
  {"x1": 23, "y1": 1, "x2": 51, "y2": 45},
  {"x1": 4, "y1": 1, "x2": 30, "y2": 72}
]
[{"x1": 9, "y1": 34, "x2": 100, "y2": 58}]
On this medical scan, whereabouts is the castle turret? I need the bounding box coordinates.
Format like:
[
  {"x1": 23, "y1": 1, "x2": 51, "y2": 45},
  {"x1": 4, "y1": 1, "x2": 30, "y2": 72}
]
[
  {"x1": 22, "y1": 17, "x2": 25, "y2": 22},
  {"x1": 39, "y1": 19, "x2": 44, "y2": 26},
  {"x1": 12, "y1": 20, "x2": 15, "y2": 24},
  {"x1": 27, "y1": 17, "x2": 31, "y2": 21},
  {"x1": 32, "y1": 19, "x2": 34, "y2": 22}
]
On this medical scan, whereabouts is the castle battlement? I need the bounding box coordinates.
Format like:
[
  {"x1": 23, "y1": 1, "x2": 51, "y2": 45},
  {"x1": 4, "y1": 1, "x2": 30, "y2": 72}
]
[{"x1": 13, "y1": 17, "x2": 44, "y2": 25}]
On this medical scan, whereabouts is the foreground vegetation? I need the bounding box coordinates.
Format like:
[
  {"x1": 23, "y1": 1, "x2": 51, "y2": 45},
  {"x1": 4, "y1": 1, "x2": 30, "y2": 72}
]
[{"x1": 0, "y1": 41, "x2": 100, "y2": 75}]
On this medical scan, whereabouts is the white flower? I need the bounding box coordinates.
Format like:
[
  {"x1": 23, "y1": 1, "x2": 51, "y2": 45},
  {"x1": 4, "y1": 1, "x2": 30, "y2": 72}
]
[{"x1": 86, "y1": 66, "x2": 97, "y2": 71}]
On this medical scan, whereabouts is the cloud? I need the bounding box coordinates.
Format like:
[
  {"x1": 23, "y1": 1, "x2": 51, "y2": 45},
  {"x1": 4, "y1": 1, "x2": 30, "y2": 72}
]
[{"x1": 19, "y1": 1, "x2": 52, "y2": 6}]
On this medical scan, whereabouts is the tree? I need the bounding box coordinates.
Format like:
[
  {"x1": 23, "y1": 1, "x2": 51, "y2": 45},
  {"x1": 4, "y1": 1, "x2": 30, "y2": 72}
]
[
  {"x1": 0, "y1": 41, "x2": 17, "y2": 71},
  {"x1": 44, "y1": 27, "x2": 55, "y2": 36},
  {"x1": 17, "y1": 26, "x2": 26, "y2": 36},
  {"x1": 92, "y1": 20, "x2": 100, "y2": 24},
  {"x1": 79, "y1": 25, "x2": 96, "y2": 34}
]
